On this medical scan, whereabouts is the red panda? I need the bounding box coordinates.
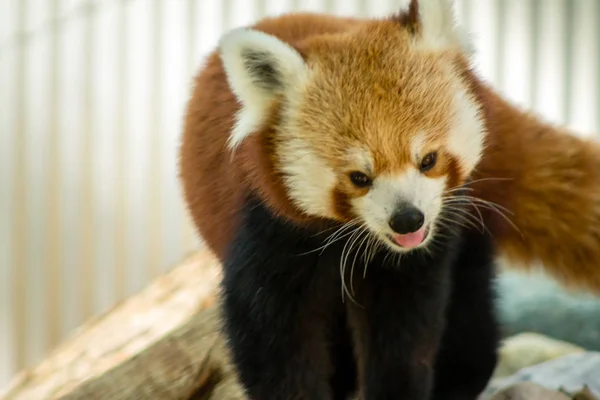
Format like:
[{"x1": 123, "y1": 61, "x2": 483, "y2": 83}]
[
  {"x1": 181, "y1": 5, "x2": 600, "y2": 296},
  {"x1": 180, "y1": 1, "x2": 500, "y2": 399}
]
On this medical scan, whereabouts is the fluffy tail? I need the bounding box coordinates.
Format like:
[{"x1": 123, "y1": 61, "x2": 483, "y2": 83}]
[{"x1": 469, "y1": 77, "x2": 600, "y2": 293}]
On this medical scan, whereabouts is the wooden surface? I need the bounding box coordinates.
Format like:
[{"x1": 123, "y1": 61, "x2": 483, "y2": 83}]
[
  {"x1": 0, "y1": 250, "x2": 245, "y2": 400},
  {"x1": 2, "y1": 250, "x2": 597, "y2": 400}
]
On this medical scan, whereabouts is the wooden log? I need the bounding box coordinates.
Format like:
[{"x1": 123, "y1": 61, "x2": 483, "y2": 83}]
[
  {"x1": 0, "y1": 250, "x2": 244, "y2": 400},
  {"x1": 3, "y1": 249, "x2": 595, "y2": 400}
]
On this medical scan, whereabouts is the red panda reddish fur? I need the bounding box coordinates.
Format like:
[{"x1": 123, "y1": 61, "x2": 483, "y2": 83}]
[
  {"x1": 464, "y1": 75, "x2": 600, "y2": 293},
  {"x1": 179, "y1": 12, "x2": 600, "y2": 293}
]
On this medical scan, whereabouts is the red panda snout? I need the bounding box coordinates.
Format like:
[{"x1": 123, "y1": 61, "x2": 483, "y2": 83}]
[{"x1": 351, "y1": 167, "x2": 447, "y2": 253}]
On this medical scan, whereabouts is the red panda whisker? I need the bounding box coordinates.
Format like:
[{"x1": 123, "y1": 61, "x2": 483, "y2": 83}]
[
  {"x1": 445, "y1": 197, "x2": 523, "y2": 238},
  {"x1": 310, "y1": 222, "x2": 345, "y2": 236},
  {"x1": 362, "y1": 238, "x2": 372, "y2": 265},
  {"x1": 445, "y1": 186, "x2": 475, "y2": 193},
  {"x1": 446, "y1": 213, "x2": 484, "y2": 234},
  {"x1": 320, "y1": 221, "x2": 362, "y2": 254},
  {"x1": 462, "y1": 199, "x2": 486, "y2": 232},
  {"x1": 440, "y1": 201, "x2": 494, "y2": 236},
  {"x1": 437, "y1": 207, "x2": 484, "y2": 233},
  {"x1": 444, "y1": 196, "x2": 512, "y2": 222},
  {"x1": 364, "y1": 237, "x2": 385, "y2": 279},
  {"x1": 380, "y1": 251, "x2": 393, "y2": 273},
  {"x1": 344, "y1": 226, "x2": 370, "y2": 300},
  {"x1": 350, "y1": 231, "x2": 383, "y2": 292},
  {"x1": 462, "y1": 177, "x2": 514, "y2": 186},
  {"x1": 431, "y1": 219, "x2": 463, "y2": 242},
  {"x1": 313, "y1": 219, "x2": 359, "y2": 236},
  {"x1": 437, "y1": 214, "x2": 480, "y2": 234},
  {"x1": 394, "y1": 251, "x2": 403, "y2": 269},
  {"x1": 350, "y1": 227, "x2": 374, "y2": 296},
  {"x1": 476, "y1": 204, "x2": 523, "y2": 239},
  {"x1": 298, "y1": 219, "x2": 361, "y2": 256},
  {"x1": 324, "y1": 219, "x2": 361, "y2": 242},
  {"x1": 442, "y1": 197, "x2": 486, "y2": 232},
  {"x1": 363, "y1": 234, "x2": 380, "y2": 264},
  {"x1": 471, "y1": 203, "x2": 486, "y2": 231},
  {"x1": 427, "y1": 232, "x2": 452, "y2": 256},
  {"x1": 448, "y1": 195, "x2": 514, "y2": 215},
  {"x1": 340, "y1": 224, "x2": 368, "y2": 306},
  {"x1": 448, "y1": 196, "x2": 518, "y2": 229},
  {"x1": 322, "y1": 217, "x2": 361, "y2": 239}
]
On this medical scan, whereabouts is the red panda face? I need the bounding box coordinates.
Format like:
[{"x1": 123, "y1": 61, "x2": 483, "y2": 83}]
[{"x1": 218, "y1": 0, "x2": 486, "y2": 253}]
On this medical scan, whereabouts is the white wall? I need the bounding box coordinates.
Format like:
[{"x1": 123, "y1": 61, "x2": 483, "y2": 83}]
[{"x1": 1, "y1": 0, "x2": 599, "y2": 388}]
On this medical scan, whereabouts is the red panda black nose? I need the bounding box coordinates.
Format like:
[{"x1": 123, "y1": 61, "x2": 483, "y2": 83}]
[{"x1": 389, "y1": 207, "x2": 425, "y2": 234}]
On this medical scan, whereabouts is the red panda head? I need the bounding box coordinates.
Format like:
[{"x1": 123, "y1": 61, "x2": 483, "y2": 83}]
[{"x1": 218, "y1": 0, "x2": 485, "y2": 253}]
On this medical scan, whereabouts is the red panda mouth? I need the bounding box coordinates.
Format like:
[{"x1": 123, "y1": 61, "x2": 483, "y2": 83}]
[{"x1": 390, "y1": 225, "x2": 430, "y2": 249}]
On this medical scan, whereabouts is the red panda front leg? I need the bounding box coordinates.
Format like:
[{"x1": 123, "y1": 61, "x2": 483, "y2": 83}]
[
  {"x1": 345, "y1": 249, "x2": 454, "y2": 400},
  {"x1": 220, "y1": 197, "x2": 340, "y2": 400},
  {"x1": 431, "y1": 229, "x2": 500, "y2": 400}
]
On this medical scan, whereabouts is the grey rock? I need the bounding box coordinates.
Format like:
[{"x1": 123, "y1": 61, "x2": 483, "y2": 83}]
[{"x1": 484, "y1": 352, "x2": 600, "y2": 399}]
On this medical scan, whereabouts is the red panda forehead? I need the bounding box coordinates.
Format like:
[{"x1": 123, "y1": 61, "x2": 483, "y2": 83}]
[
  {"x1": 296, "y1": 64, "x2": 457, "y2": 173},
  {"x1": 298, "y1": 26, "x2": 459, "y2": 140},
  {"x1": 290, "y1": 21, "x2": 468, "y2": 178},
  {"x1": 306, "y1": 47, "x2": 457, "y2": 102}
]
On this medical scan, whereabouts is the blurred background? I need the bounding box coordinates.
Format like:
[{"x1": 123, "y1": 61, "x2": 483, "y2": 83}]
[{"x1": 2, "y1": 0, "x2": 600, "y2": 389}]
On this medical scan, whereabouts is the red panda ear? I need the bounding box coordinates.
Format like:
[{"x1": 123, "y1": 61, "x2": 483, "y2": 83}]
[
  {"x1": 395, "y1": 0, "x2": 422, "y2": 35},
  {"x1": 393, "y1": 0, "x2": 474, "y2": 54},
  {"x1": 218, "y1": 28, "x2": 308, "y2": 149}
]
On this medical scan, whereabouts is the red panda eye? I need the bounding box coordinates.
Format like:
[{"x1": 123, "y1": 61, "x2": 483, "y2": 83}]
[
  {"x1": 419, "y1": 152, "x2": 438, "y2": 172},
  {"x1": 349, "y1": 171, "x2": 372, "y2": 188}
]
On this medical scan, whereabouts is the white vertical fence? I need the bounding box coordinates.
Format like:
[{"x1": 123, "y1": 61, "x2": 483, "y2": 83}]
[{"x1": 1, "y1": 0, "x2": 598, "y2": 388}]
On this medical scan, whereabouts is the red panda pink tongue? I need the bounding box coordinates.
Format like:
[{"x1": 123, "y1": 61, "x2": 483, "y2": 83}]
[{"x1": 392, "y1": 228, "x2": 426, "y2": 248}]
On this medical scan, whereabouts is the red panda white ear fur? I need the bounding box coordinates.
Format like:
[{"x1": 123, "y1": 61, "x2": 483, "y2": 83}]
[
  {"x1": 402, "y1": 0, "x2": 474, "y2": 55},
  {"x1": 218, "y1": 28, "x2": 308, "y2": 149}
]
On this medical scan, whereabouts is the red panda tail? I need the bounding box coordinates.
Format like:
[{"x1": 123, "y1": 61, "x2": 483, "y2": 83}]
[{"x1": 470, "y1": 80, "x2": 600, "y2": 293}]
